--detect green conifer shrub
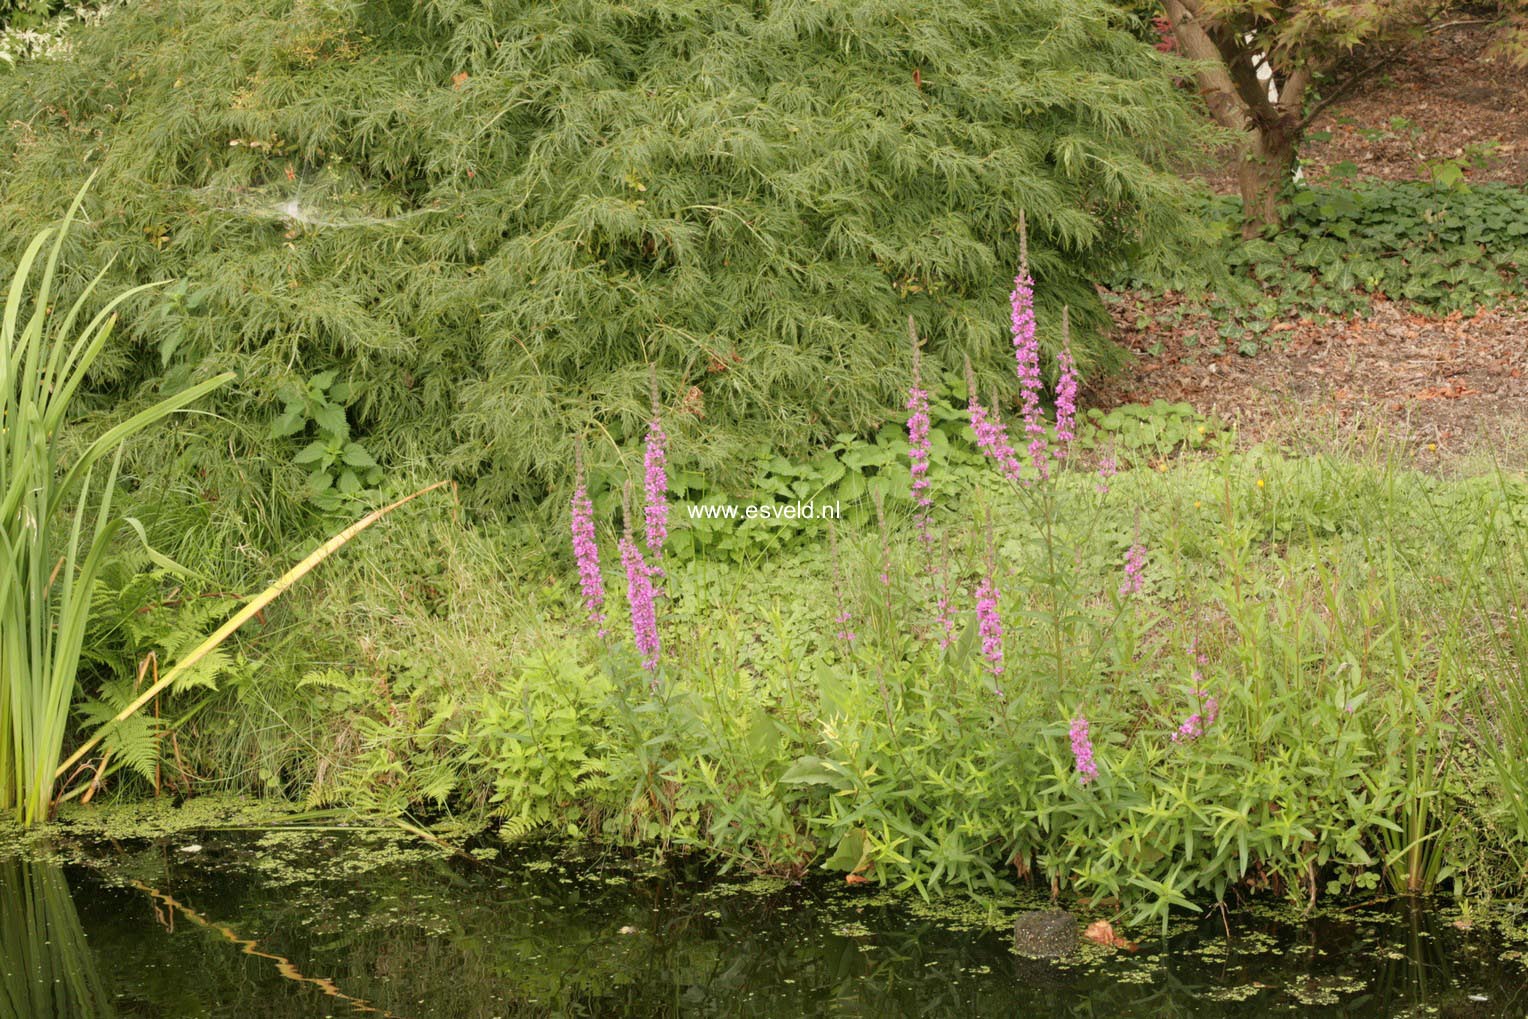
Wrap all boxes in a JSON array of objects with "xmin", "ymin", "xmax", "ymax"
[{"xmin": 0, "ymin": 0, "xmax": 1207, "ymax": 509}]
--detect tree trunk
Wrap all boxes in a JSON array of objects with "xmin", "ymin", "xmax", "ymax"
[
  {"xmin": 1236, "ymin": 122, "xmax": 1297, "ymax": 238},
  {"xmin": 1163, "ymin": 1, "xmax": 1313, "ymax": 236}
]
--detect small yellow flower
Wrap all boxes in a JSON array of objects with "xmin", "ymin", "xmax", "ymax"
[
  {"xmin": 1426, "ymin": 442, "xmax": 1437, "ymax": 451},
  {"xmin": 1194, "ymin": 500, "xmax": 1202, "ymax": 509},
  {"xmin": 1256, "ymin": 478, "xmax": 1265, "ymax": 489}
]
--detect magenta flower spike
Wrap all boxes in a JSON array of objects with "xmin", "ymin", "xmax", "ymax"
[
  {"xmin": 1096, "ymin": 454, "xmax": 1118, "ymax": 495},
  {"xmin": 1119, "ymin": 543, "xmax": 1146, "ymax": 598},
  {"xmin": 620, "ymin": 534, "xmax": 661, "ymax": 675},
  {"xmin": 1173, "ymin": 638, "xmax": 1219, "ymax": 742},
  {"xmin": 907, "ymin": 334, "xmax": 933, "ymax": 556},
  {"xmin": 570, "ymin": 460, "xmax": 607, "ymax": 637},
  {"xmin": 965, "ymin": 358, "xmax": 1025, "ymax": 484},
  {"xmin": 1172, "ymin": 697, "xmax": 1220, "ymax": 743},
  {"xmin": 907, "ymin": 318, "xmax": 957, "ymax": 649},
  {"xmin": 974, "ymin": 576, "xmax": 1004, "ymax": 687},
  {"xmin": 643, "ymin": 390, "xmax": 669, "ymax": 563},
  {"xmin": 1070, "ymin": 715, "xmax": 1098, "ymax": 784},
  {"xmin": 1053, "ymin": 306, "xmax": 1078, "ymax": 455},
  {"xmin": 934, "ymin": 592, "xmax": 956, "ymax": 650},
  {"xmin": 1010, "ymin": 222, "xmax": 1048, "ymax": 479}
]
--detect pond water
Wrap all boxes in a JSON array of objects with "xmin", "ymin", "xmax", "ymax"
[{"xmin": 3, "ymin": 828, "xmax": 1526, "ymax": 1018}]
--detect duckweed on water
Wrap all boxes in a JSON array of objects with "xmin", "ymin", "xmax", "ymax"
[{"xmin": 4, "ymin": 824, "xmax": 1528, "ymax": 1016}]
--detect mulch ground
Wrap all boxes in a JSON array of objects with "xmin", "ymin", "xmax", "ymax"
[
  {"xmin": 1300, "ymin": 21, "xmax": 1528, "ymax": 187},
  {"xmin": 1089, "ymin": 294, "xmax": 1528, "ymax": 464},
  {"xmin": 1102, "ymin": 23, "xmax": 1528, "ymax": 466}
]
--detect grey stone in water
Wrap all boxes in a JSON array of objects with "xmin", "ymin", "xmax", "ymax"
[{"xmin": 1012, "ymin": 909, "xmax": 1078, "ymax": 959}]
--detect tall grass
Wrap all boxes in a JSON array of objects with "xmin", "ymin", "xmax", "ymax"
[
  {"xmin": 1458, "ymin": 466, "xmax": 1528, "ymax": 884},
  {"xmin": 0, "ymin": 181, "xmax": 232, "ymax": 824}
]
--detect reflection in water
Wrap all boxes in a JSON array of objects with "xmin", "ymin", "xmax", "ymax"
[
  {"xmin": 127, "ymin": 879, "xmax": 403, "ymax": 1018},
  {"xmin": 2, "ymin": 833, "xmax": 1526, "ymax": 1018},
  {"xmin": 0, "ymin": 858, "xmax": 114, "ymax": 1019}
]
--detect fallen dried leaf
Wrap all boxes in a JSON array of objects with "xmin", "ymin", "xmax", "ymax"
[
  {"xmin": 1083, "ymin": 919, "xmax": 1138, "ymax": 952},
  {"xmin": 1414, "ymin": 384, "xmax": 1481, "ymax": 400}
]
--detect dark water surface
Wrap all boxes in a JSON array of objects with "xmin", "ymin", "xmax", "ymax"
[{"xmin": 3, "ymin": 829, "xmax": 1526, "ymax": 1018}]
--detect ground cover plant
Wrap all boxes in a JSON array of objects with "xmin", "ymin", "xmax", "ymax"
[{"xmin": 1112, "ymin": 178, "xmax": 1528, "ymax": 355}]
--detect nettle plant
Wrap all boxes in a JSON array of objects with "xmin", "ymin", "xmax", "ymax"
[{"xmin": 269, "ymin": 370, "xmax": 384, "ymax": 513}]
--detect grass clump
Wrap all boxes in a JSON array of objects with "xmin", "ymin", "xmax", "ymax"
[{"xmin": 0, "ymin": 192, "xmax": 230, "ymax": 826}]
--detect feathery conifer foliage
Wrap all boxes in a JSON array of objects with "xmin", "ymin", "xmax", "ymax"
[{"xmin": 0, "ymin": 0, "xmax": 1207, "ymax": 507}]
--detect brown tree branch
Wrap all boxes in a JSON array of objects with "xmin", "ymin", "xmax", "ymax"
[
  {"xmin": 1277, "ymin": 64, "xmax": 1313, "ymax": 118},
  {"xmin": 1165, "ymin": 0, "xmax": 1253, "ymax": 132},
  {"xmin": 1293, "ymin": 46, "xmax": 1408, "ymax": 134}
]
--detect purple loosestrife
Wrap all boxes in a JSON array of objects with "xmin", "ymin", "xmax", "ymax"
[
  {"xmin": 643, "ymin": 393, "xmax": 669, "ymax": 563},
  {"xmin": 1172, "ymin": 695, "xmax": 1220, "ymax": 743},
  {"xmin": 1096, "ymin": 454, "xmax": 1118, "ymax": 495},
  {"xmin": 828, "ymin": 522, "xmax": 857, "ymax": 648},
  {"xmin": 1069, "ymin": 715, "xmax": 1098, "ymax": 785},
  {"xmin": 1173, "ymin": 639, "xmax": 1219, "ymax": 742},
  {"xmin": 1119, "ymin": 542, "xmax": 1146, "ymax": 598},
  {"xmin": 907, "ymin": 366, "xmax": 933, "ymax": 553},
  {"xmin": 1010, "ymin": 242, "xmax": 1048, "ymax": 480},
  {"xmin": 620, "ymin": 534, "xmax": 661, "ymax": 675},
  {"xmin": 1053, "ymin": 306, "xmax": 1078, "ymax": 455},
  {"xmin": 965, "ymin": 359, "xmax": 1024, "ymax": 483},
  {"xmin": 569, "ymin": 460, "xmax": 607, "ymax": 637},
  {"xmin": 934, "ymin": 592, "xmax": 956, "ymax": 650},
  {"xmin": 908, "ymin": 319, "xmax": 956, "ymax": 649},
  {"xmin": 974, "ymin": 577, "xmax": 1005, "ymax": 691}
]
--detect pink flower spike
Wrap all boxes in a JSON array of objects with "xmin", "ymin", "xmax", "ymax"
[
  {"xmin": 1010, "ymin": 249, "xmax": 1048, "ymax": 478},
  {"xmin": 975, "ymin": 576, "xmax": 1004, "ymax": 679},
  {"xmin": 968, "ymin": 399, "xmax": 1026, "ymax": 484},
  {"xmin": 1119, "ymin": 543, "xmax": 1146, "ymax": 598},
  {"xmin": 907, "ymin": 382, "xmax": 932, "ymax": 535},
  {"xmin": 620, "ymin": 535, "xmax": 661, "ymax": 675},
  {"xmin": 1053, "ymin": 306, "xmax": 1078, "ymax": 456},
  {"xmin": 934, "ymin": 593, "xmax": 956, "ymax": 651},
  {"xmin": 642, "ymin": 411, "xmax": 668, "ymax": 562},
  {"xmin": 1172, "ymin": 689, "xmax": 1220, "ymax": 743},
  {"xmin": 1070, "ymin": 715, "xmax": 1098, "ymax": 785},
  {"xmin": 965, "ymin": 359, "xmax": 1025, "ymax": 483},
  {"xmin": 1096, "ymin": 455, "xmax": 1117, "ymax": 494},
  {"xmin": 570, "ymin": 477, "xmax": 607, "ymax": 637}
]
